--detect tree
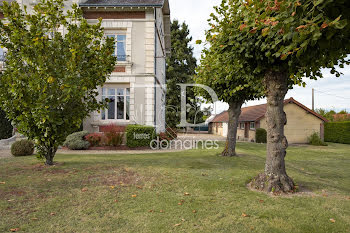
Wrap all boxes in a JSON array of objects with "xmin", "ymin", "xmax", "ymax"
[
  {"xmin": 316, "ymin": 108, "xmax": 336, "ymax": 121},
  {"xmin": 208, "ymin": 0, "xmax": 350, "ymax": 192},
  {"xmin": 165, "ymin": 20, "xmax": 199, "ymax": 128},
  {"xmin": 196, "ymin": 34, "xmax": 264, "ymax": 157},
  {"xmin": 0, "ymin": 0, "xmax": 116, "ymax": 165}
]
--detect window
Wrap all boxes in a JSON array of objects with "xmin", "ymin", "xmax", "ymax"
[
  {"xmin": 240, "ymin": 123, "xmax": 245, "ymax": 129},
  {"xmin": 250, "ymin": 122, "xmax": 255, "ymax": 130},
  {"xmin": 107, "ymin": 34, "xmax": 127, "ymax": 61},
  {"xmin": 101, "ymin": 87, "xmax": 130, "ymax": 121}
]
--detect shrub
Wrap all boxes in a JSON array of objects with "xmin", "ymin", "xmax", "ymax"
[
  {"xmin": 0, "ymin": 109, "xmax": 13, "ymax": 140},
  {"xmin": 64, "ymin": 131, "xmax": 90, "ymax": 150},
  {"xmin": 11, "ymin": 140, "xmax": 34, "ymax": 156},
  {"xmin": 103, "ymin": 124, "xmax": 124, "ymax": 147},
  {"xmin": 158, "ymin": 132, "xmax": 171, "ymax": 141},
  {"xmin": 255, "ymin": 128, "xmax": 267, "ymax": 143},
  {"xmin": 166, "ymin": 128, "xmax": 177, "ymax": 140},
  {"xmin": 325, "ymin": 121, "xmax": 350, "ymax": 144},
  {"xmin": 126, "ymin": 125, "xmax": 156, "ymax": 148},
  {"xmin": 85, "ymin": 133, "xmax": 103, "ymax": 147},
  {"xmin": 308, "ymin": 132, "xmax": 328, "ymax": 146}
]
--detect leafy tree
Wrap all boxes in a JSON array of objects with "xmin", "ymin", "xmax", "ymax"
[
  {"xmin": 338, "ymin": 110, "xmax": 348, "ymax": 114},
  {"xmin": 196, "ymin": 36, "xmax": 264, "ymax": 157},
  {"xmin": 208, "ymin": 0, "xmax": 350, "ymax": 192},
  {"xmin": 0, "ymin": 0, "xmax": 116, "ymax": 165},
  {"xmin": 165, "ymin": 20, "xmax": 199, "ymax": 128},
  {"xmin": 316, "ymin": 108, "xmax": 336, "ymax": 121}
]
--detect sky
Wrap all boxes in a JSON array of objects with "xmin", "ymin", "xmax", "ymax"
[{"xmin": 168, "ymin": 0, "xmax": 350, "ymax": 114}]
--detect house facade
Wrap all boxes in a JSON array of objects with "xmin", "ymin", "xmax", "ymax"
[
  {"xmin": 209, "ymin": 98, "xmax": 328, "ymax": 144},
  {"xmin": 0, "ymin": 0, "xmax": 170, "ymax": 133}
]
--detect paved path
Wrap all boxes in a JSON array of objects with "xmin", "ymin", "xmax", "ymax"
[
  {"xmin": 0, "ymin": 148, "xmax": 186, "ymax": 159},
  {"xmin": 178, "ymin": 133, "xmax": 226, "ymax": 141},
  {"xmin": 0, "ymin": 133, "xmax": 225, "ymax": 159},
  {"xmin": 0, "ymin": 150, "xmax": 11, "ymax": 159}
]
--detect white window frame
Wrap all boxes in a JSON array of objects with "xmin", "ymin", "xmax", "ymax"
[
  {"xmin": 101, "ymin": 86, "xmax": 130, "ymax": 121},
  {"xmin": 240, "ymin": 123, "xmax": 245, "ymax": 129},
  {"xmin": 105, "ymin": 31, "xmax": 127, "ymax": 62},
  {"xmin": 250, "ymin": 122, "xmax": 255, "ymax": 130}
]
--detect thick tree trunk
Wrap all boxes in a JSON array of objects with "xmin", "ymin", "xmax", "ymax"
[
  {"xmin": 222, "ymin": 101, "xmax": 243, "ymax": 157},
  {"xmin": 249, "ymin": 70, "xmax": 295, "ymax": 193}
]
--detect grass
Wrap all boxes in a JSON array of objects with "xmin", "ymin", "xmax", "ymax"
[{"xmin": 0, "ymin": 142, "xmax": 350, "ymax": 232}]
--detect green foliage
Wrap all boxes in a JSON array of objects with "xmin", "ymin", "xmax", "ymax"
[
  {"xmin": 207, "ymin": 0, "xmax": 350, "ymax": 84},
  {"xmin": 166, "ymin": 20, "xmax": 203, "ymax": 128},
  {"xmin": 63, "ymin": 131, "xmax": 90, "ymax": 150},
  {"xmin": 325, "ymin": 121, "xmax": 350, "ymax": 144},
  {"xmin": 255, "ymin": 128, "xmax": 267, "ymax": 143},
  {"xmin": 11, "ymin": 139, "xmax": 34, "ymax": 156},
  {"xmin": 101, "ymin": 124, "xmax": 125, "ymax": 147},
  {"xmin": 0, "ymin": 109, "xmax": 12, "ymax": 139},
  {"xmin": 316, "ymin": 108, "xmax": 350, "ymax": 122},
  {"xmin": 85, "ymin": 133, "xmax": 102, "ymax": 147},
  {"xmin": 196, "ymin": 31, "xmax": 264, "ymax": 106},
  {"xmin": 308, "ymin": 132, "xmax": 328, "ymax": 146},
  {"xmin": 315, "ymin": 108, "xmax": 336, "ymax": 121},
  {"xmin": 0, "ymin": 0, "xmax": 116, "ymax": 162},
  {"xmin": 126, "ymin": 125, "xmax": 155, "ymax": 148}
]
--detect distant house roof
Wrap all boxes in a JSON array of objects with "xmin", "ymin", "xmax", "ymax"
[
  {"xmin": 80, "ymin": 0, "xmax": 165, "ymax": 7},
  {"xmin": 333, "ymin": 113, "xmax": 350, "ymax": 121},
  {"xmin": 211, "ymin": 98, "xmax": 328, "ymax": 123}
]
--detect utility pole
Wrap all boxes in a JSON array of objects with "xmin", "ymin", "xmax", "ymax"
[{"xmin": 312, "ymin": 88, "xmax": 315, "ymax": 111}]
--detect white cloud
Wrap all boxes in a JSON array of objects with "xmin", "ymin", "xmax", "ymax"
[{"xmin": 169, "ymin": 0, "xmax": 350, "ymax": 113}]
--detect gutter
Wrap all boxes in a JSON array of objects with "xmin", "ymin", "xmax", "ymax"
[
  {"xmin": 154, "ymin": 8, "xmax": 157, "ymax": 132},
  {"xmin": 79, "ymin": 4, "xmax": 163, "ymax": 7}
]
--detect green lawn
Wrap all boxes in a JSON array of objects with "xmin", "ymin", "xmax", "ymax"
[{"xmin": 0, "ymin": 143, "xmax": 350, "ymax": 233}]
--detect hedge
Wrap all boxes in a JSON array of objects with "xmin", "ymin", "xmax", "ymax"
[
  {"xmin": 255, "ymin": 128, "xmax": 267, "ymax": 143},
  {"xmin": 0, "ymin": 109, "xmax": 13, "ymax": 140},
  {"xmin": 324, "ymin": 121, "xmax": 350, "ymax": 144},
  {"xmin": 126, "ymin": 125, "xmax": 156, "ymax": 148}
]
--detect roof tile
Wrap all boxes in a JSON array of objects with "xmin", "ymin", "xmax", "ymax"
[{"xmin": 211, "ymin": 98, "xmax": 328, "ymax": 123}]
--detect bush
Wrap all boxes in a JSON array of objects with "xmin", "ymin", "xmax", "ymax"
[
  {"xmin": 166, "ymin": 128, "xmax": 177, "ymax": 140},
  {"xmin": 256, "ymin": 128, "xmax": 267, "ymax": 143},
  {"xmin": 104, "ymin": 124, "xmax": 124, "ymax": 147},
  {"xmin": 11, "ymin": 140, "xmax": 34, "ymax": 156},
  {"xmin": 126, "ymin": 125, "xmax": 156, "ymax": 148},
  {"xmin": 64, "ymin": 131, "xmax": 90, "ymax": 150},
  {"xmin": 85, "ymin": 133, "xmax": 103, "ymax": 147},
  {"xmin": 308, "ymin": 132, "xmax": 328, "ymax": 146},
  {"xmin": 0, "ymin": 109, "xmax": 13, "ymax": 140},
  {"xmin": 325, "ymin": 121, "xmax": 350, "ymax": 144}
]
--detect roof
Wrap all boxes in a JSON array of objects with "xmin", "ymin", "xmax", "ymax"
[
  {"xmin": 79, "ymin": 0, "xmax": 165, "ymax": 7},
  {"xmin": 211, "ymin": 98, "xmax": 328, "ymax": 123}
]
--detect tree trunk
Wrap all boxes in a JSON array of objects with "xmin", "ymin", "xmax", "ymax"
[
  {"xmin": 249, "ymin": 70, "xmax": 295, "ymax": 193},
  {"xmin": 38, "ymin": 146, "xmax": 57, "ymax": 166},
  {"xmin": 222, "ymin": 101, "xmax": 243, "ymax": 157}
]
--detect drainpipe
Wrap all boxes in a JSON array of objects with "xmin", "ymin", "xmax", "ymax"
[{"xmin": 154, "ymin": 8, "xmax": 157, "ymax": 132}]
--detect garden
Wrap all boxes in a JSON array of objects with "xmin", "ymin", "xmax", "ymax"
[{"xmin": 1, "ymin": 142, "xmax": 349, "ymax": 232}]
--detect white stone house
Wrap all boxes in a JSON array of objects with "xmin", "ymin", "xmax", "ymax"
[{"xmin": 0, "ymin": 0, "xmax": 170, "ymax": 133}]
